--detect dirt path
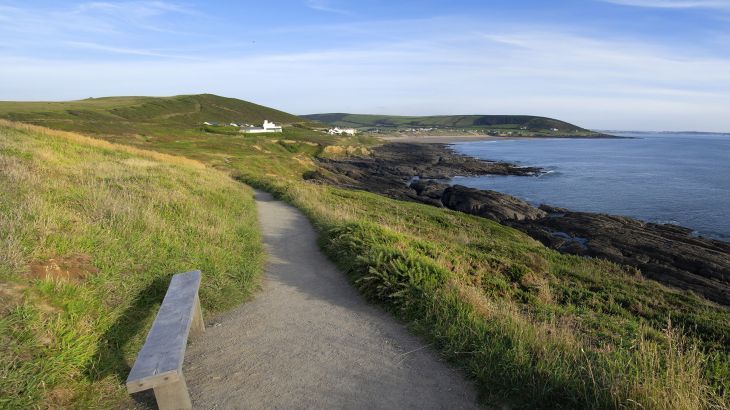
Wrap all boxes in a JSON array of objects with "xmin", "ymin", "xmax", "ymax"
[{"xmin": 185, "ymin": 190, "xmax": 481, "ymax": 409}]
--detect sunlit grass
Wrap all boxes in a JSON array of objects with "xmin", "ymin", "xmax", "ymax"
[
  {"xmin": 243, "ymin": 179, "xmax": 729, "ymax": 409},
  {"xmin": 0, "ymin": 122, "xmax": 262, "ymax": 408}
]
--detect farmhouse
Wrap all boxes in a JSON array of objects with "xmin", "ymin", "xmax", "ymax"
[{"xmin": 241, "ymin": 120, "xmax": 283, "ymax": 133}]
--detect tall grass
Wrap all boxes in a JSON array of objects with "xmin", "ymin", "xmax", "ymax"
[
  {"xmin": 0, "ymin": 119, "xmax": 204, "ymax": 169},
  {"xmin": 0, "ymin": 122, "xmax": 263, "ymax": 408}
]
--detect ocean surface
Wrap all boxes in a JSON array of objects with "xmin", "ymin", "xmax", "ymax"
[{"xmin": 449, "ymin": 133, "xmax": 730, "ymax": 241}]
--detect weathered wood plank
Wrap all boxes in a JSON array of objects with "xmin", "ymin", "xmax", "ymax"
[
  {"xmin": 153, "ymin": 374, "xmax": 193, "ymax": 410},
  {"xmin": 126, "ymin": 270, "xmax": 202, "ymax": 393},
  {"xmin": 190, "ymin": 293, "xmax": 205, "ymax": 337}
]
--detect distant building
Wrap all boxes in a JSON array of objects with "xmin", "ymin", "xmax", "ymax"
[
  {"xmin": 327, "ymin": 127, "xmax": 357, "ymax": 136},
  {"xmin": 241, "ymin": 120, "xmax": 283, "ymax": 133}
]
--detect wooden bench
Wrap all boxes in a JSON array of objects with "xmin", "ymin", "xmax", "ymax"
[{"xmin": 126, "ymin": 270, "xmax": 204, "ymax": 410}]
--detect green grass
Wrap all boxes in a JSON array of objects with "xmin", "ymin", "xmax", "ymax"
[
  {"xmin": 246, "ymin": 181, "xmax": 729, "ymax": 409},
  {"xmin": 0, "ymin": 121, "xmax": 263, "ymax": 408},
  {"xmin": 2, "ymin": 97, "xmax": 729, "ymax": 409},
  {"xmin": 118, "ymin": 101, "xmax": 726, "ymax": 406}
]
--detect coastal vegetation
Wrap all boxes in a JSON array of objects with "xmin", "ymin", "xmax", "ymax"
[
  {"xmin": 1, "ymin": 95, "xmax": 727, "ymax": 408},
  {"xmin": 259, "ymin": 182, "xmax": 728, "ymax": 409},
  {"xmin": 0, "ymin": 120, "xmax": 262, "ymax": 408}
]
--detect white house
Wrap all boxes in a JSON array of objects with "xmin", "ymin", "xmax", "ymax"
[
  {"xmin": 327, "ymin": 127, "xmax": 357, "ymax": 136},
  {"xmin": 241, "ymin": 120, "xmax": 283, "ymax": 134}
]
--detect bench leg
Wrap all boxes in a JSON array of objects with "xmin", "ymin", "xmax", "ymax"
[
  {"xmin": 190, "ymin": 293, "xmax": 205, "ymax": 337},
  {"xmin": 153, "ymin": 375, "xmax": 192, "ymax": 410}
]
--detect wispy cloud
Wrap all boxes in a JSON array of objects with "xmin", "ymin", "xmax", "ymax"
[
  {"xmin": 600, "ymin": 0, "xmax": 730, "ymax": 9},
  {"xmin": 304, "ymin": 0, "xmax": 352, "ymax": 15},
  {"xmin": 64, "ymin": 41, "xmax": 201, "ymax": 59},
  {"xmin": 3, "ymin": 18, "xmax": 729, "ymax": 130},
  {"xmin": 0, "ymin": 1, "xmax": 199, "ymax": 36},
  {"xmin": 0, "ymin": 1, "xmax": 208, "ymax": 59},
  {"xmin": 1, "ymin": 3, "xmax": 729, "ymax": 131}
]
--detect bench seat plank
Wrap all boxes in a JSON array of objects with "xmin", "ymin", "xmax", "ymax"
[{"xmin": 126, "ymin": 270, "xmax": 202, "ymax": 393}]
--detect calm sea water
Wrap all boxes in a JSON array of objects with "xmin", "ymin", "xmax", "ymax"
[{"xmin": 449, "ymin": 133, "xmax": 730, "ymax": 241}]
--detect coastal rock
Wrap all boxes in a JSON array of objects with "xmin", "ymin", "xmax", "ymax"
[
  {"xmin": 317, "ymin": 142, "xmax": 541, "ymax": 182},
  {"xmin": 442, "ymin": 185, "xmax": 547, "ymax": 222},
  {"xmin": 410, "ymin": 180, "xmax": 448, "ymax": 199},
  {"xmin": 514, "ymin": 211, "xmax": 730, "ymax": 305}
]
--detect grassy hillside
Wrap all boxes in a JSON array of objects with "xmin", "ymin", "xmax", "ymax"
[
  {"xmin": 0, "ymin": 94, "xmax": 322, "ymax": 137},
  {"xmin": 0, "ymin": 121, "xmax": 263, "ymax": 408},
  {"xmin": 108, "ymin": 116, "xmax": 729, "ymax": 407},
  {"xmin": 3, "ymin": 98, "xmax": 728, "ymax": 408},
  {"xmin": 303, "ymin": 113, "xmax": 601, "ymax": 135}
]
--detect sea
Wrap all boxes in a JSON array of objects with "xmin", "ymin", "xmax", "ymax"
[{"xmin": 449, "ymin": 132, "xmax": 730, "ymax": 242}]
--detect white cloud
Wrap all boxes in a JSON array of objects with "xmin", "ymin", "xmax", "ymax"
[
  {"xmin": 304, "ymin": 0, "xmax": 351, "ymax": 15},
  {"xmin": 3, "ymin": 24, "xmax": 730, "ymax": 132},
  {"xmin": 0, "ymin": 1, "xmax": 197, "ymax": 37},
  {"xmin": 0, "ymin": 8, "xmax": 728, "ymax": 131},
  {"xmin": 600, "ymin": 0, "xmax": 730, "ymax": 9},
  {"xmin": 63, "ymin": 41, "xmax": 201, "ymax": 59}
]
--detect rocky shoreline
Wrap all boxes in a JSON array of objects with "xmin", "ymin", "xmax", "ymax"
[{"xmin": 309, "ymin": 142, "xmax": 730, "ymax": 306}]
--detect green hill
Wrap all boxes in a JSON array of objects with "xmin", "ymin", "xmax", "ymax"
[
  {"xmin": 303, "ymin": 113, "xmax": 602, "ymax": 136},
  {"xmin": 0, "ymin": 94, "xmax": 321, "ymax": 136}
]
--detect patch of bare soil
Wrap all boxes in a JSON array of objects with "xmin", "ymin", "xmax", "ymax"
[
  {"xmin": 29, "ymin": 254, "xmax": 98, "ymax": 282},
  {"xmin": 0, "ymin": 282, "xmax": 27, "ymax": 314}
]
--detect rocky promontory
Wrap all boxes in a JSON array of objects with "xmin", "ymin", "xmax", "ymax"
[{"xmin": 311, "ymin": 142, "xmax": 730, "ymax": 306}]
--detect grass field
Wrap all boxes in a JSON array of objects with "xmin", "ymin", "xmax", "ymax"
[
  {"xmin": 0, "ymin": 121, "xmax": 263, "ymax": 408},
  {"xmin": 2, "ymin": 95, "xmax": 728, "ymax": 409}
]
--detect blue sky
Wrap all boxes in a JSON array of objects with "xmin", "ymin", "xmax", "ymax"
[{"xmin": 1, "ymin": 1, "xmax": 730, "ymax": 131}]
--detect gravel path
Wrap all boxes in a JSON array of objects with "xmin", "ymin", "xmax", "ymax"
[{"xmin": 185, "ymin": 190, "xmax": 481, "ymax": 409}]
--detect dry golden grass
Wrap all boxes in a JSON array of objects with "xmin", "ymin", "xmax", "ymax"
[
  {"xmin": 0, "ymin": 121, "xmax": 262, "ymax": 408},
  {"xmin": 0, "ymin": 119, "xmax": 205, "ymax": 169}
]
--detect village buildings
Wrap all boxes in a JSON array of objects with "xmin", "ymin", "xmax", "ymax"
[
  {"xmin": 240, "ymin": 120, "xmax": 283, "ymax": 133},
  {"xmin": 203, "ymin": 120, "xmax": 283, "ymax": 133},
  {"xmin": 327, "ymin": 127, "xmax": 357, "ymax": 136}
]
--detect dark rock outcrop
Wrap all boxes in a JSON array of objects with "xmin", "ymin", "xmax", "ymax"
[
  {"xmin": 441, "ymin": 185, "xmax": 547, "ymax": 223},
  {"xmin": 318, "ymin": 142, "xmax": 539, "ymax": 181},
  {"xmin": 513, "ymin": 207, "xmax": 730, "ymax": 305}
]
